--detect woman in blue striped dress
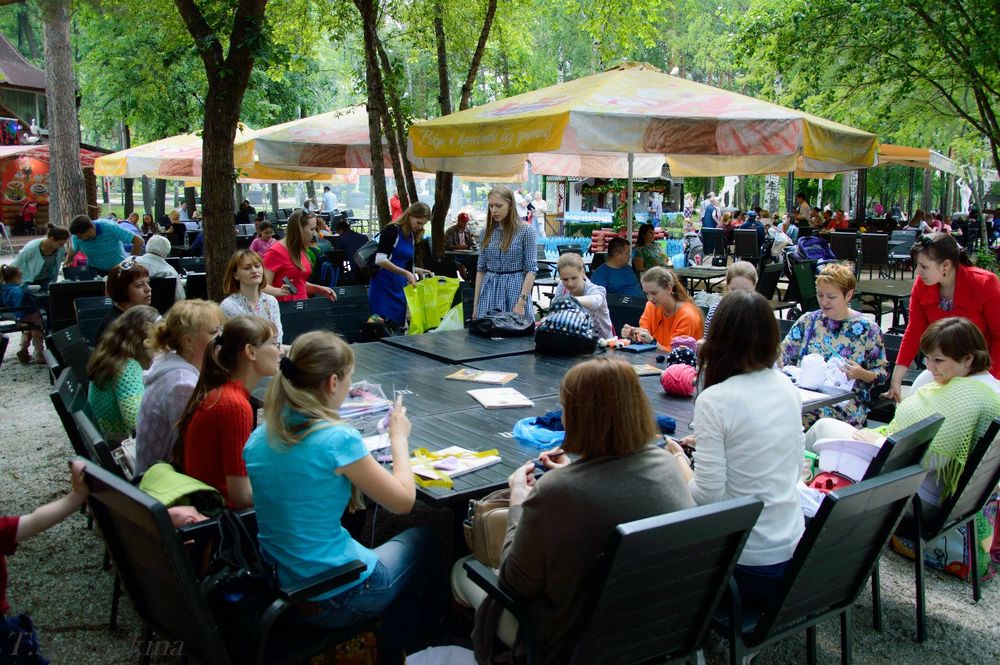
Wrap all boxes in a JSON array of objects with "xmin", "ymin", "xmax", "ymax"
[{"xmin": 473, "ymin": 185, "xmax": 538, "ymax": 318}]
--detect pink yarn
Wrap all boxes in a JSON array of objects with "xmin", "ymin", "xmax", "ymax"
[
  {"xmin": 671, "ymin": 336, "xmax": 697, "ymax": 352},
  {"xmin": 660, "ymin": 364, "xmax": 697, "ymax": 397}
]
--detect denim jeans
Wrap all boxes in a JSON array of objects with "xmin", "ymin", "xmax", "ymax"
[
  {"xmin": 734, "ymin": 560, "xmax": 791, "ymax": 616},
  {"xmin": 294, "ymin": 527, "xmax": 441, "ymax": 664}
]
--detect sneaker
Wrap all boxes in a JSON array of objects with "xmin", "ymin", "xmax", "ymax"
[{"xmin": 16, "ymin": 349, "xmax": 29, "ymax": 364}]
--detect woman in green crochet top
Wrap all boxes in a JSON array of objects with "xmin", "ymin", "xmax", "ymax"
[
  {"xmin": 86, "ymin": 305, "xmax": 159, "ymax": 442},
  {"xmin": 806, "ymin": 317, "xmax": 1000, "ymax": 512}
]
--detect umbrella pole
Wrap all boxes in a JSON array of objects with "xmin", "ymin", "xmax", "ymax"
[{"xmin": 627, "ymin": 151, "xmax": 634, "ymax": 243}]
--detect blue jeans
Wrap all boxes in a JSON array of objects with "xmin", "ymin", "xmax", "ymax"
[
  {"xmin": 734, "ymin": 560, "xmax": 790, "ymax": 615},
  {"xmin": 294, "ymin": 527, "xmax": 441, "ymax": 664}
]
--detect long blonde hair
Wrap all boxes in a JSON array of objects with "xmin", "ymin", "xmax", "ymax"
[
  {"xmin": 484, "ymin": 185, "xmax": 519, "ymax": 252},
  {"xmin": 149, "ymin": 299, "xmax": 223, "ymax": 354},
  {"xmin": 263, "ymin": 330, "xmax": 354, "ymax": 447}
]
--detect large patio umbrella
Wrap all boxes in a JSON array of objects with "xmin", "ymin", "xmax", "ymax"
[
  {"xmin": 93, "ymin": 127, "xmax": 345, "ymax": 183},
  {"xmin": 408, "ymin": 63, "xmax": 878, "ymax": 235}
]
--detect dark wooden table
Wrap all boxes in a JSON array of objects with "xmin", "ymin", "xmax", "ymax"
[
  {"xmin": 674, "ymin": 266, "xmax": 727, "ymax": 292},
  {"xmin": 380, "ymin": 329, "xmax": 538, "ymax": 364},
  {"xmin": 857, "ymin": 279, "xmax": 912, "ymax": 330}
]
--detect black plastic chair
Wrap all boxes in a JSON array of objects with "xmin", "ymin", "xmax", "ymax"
[
  {"xmin": 50, "ymin": 367, "xmax": 89, "ymax": 458},
  {"xmin": 74, "ymin": 296, "xmax": 113, "ymax": 348},
  {"xmin": 830, "ymin": 232, "xmax": 859, "ymax": 263},
  {"xmin": 872, "ymin": 418, "xmax": 1000, "ymax": 642},
  {"xmin": 165, "ymin": 257, "xmax": 183, "ymax": 273},
  {"xmin": 278, "ymin": 297, "xmax": 338, "ymax": 344},
  {"xmin": 754, "ymin": 262, "xmax": 784, "ymax": 301},
  {"xmin": 62, "ymin": 266, "xmax": 96, "ymax": 281},
  {"xmin": 466, "ymin": 496, "xmax": 764, "ymax": 665},
  {"xmin": 715, "ymin": 466, "xmax": 926, "ymax": 665},
  {"xmin": 734, "ymin": 228, "xmax": 761, "ymax": 266},
  {"xmin": 589, "ymin": 252, "xmax": 606, "ymax": 273},
  {"xmin": 149, "ymin": 277, "xmax": 178, "ymax": 314},
  {"xmin": 82, "ymin": 461, "xmax": 371, "ymax": 665},
  {"xmin": 185, "ymin": 272, "xmax": 208, "ymax": 300},
  {"xmin": 860, "ymin": 233, "xmax": 890, "ymax": 279},
  {"xmin": 330, "ymin": 286, "xmax": 371, "ymax": 343},
  {"xmin": 557, "ymin": 244, "xmax": 583, "ymax": 256},
  {"xmin": 179, "ymin": 257, "xmax": 206, "ymax": 274},
  {"xmin": 606, "ymin": 293, "xmax": 646, "ymax": 338},
  {"xmin": 701, "ymin": 228, "xmax": 726, "ymax": 259}
]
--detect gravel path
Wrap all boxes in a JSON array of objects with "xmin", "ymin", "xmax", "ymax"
[{"xmin": 2, "ymin": 337, "xmax": 998, "ymax": 664}]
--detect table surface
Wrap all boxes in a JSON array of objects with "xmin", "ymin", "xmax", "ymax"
[
  {"xmin": 379, "ymin": 329, "xmax": 538, "ymax": 364},
  {"xmin": 857, "ymin": 279, "xmax": 913, "ymax": 298},
  {"xmin": 674, "ymin": 266, "xmax": 727, "ymax": 278}
]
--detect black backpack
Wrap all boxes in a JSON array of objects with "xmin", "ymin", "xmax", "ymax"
[{"xmin": 535, "ymin": 296, "xmax": 598, "ymax": 356}]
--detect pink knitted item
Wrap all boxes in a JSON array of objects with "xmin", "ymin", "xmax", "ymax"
[
  {"xmin": 660, "ymin": 364, "xmax": 697, "ymax": 397},
  {"xmin": 671, "ymin": 336, "xmax": 697, "ymax": 352}
]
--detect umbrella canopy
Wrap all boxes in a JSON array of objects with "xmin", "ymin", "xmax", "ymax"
[
  {"xmin": 93, "ymin": 127, "xmax": 345, "ymax": 182},
  {"xmin": 408, "ymin": 63, "xmax": 878, "ymax": 178},
  {"xmin": 0, "ymin": 144, "xmax": 105, "ymax": 169}
]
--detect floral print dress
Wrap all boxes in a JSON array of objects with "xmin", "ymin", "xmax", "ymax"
[{"xmin": 780, "ymin": 310, "xmax": 889, "ymax": 427}]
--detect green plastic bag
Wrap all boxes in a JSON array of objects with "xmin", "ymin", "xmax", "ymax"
[{"xmin": 405, "ymin": 276, "xmax": 461, "ymax": 334}]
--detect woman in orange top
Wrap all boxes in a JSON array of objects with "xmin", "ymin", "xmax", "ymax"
[{"xmin": 622, "ymin": 266, "xmax": 703, "ymax": 350}]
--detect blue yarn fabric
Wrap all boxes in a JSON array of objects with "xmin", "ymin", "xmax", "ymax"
[{"xmin": 656, "ymin": 415, "xmax": 677, "ymax": 434}]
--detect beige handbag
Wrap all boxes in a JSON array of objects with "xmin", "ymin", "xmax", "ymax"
[{"xmin": 463, "ymin": 489, "xmax": 510, "ymax": 569}]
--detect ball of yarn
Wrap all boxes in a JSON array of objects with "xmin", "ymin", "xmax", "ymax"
[
  {"xmin": 671, "ymin": 336, "xmax": 698, "ymax": 352},
  {"xmin": 661, "ymin": 363, "xmax": 697, "ymax": 397}
]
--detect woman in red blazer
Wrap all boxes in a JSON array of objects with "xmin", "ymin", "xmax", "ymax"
[{"xmin": 886, "ymin": 233, "xmax": 1000, "ymax": 400}]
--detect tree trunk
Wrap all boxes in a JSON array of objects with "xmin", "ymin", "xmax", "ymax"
[
  {"xmin": 120, "ymin": 121, "xmax": 134, "ymax": 215},
  {"xmin": 376, "ymin": 39, "xmax": 419, "ymax": 206},
  {"xmin": 922, "ymin": 168, "xmax": 933, "ymax": 211},
  {"xmin": 429, "ymin": 0, "xmax": 497, "ymax": 254},
  {"xmin": 174, "ymin": 0, "xmax": 267, "ymax": 300},
  {"xmin": 305, "ymin": 180, "xmax": 315, "ymax": 206},
  {"xmin": 141, "ymin": 176, "xmax": 152, "ymax": 214},
  {"xmin": 234, "ymin": 182, "xmax": 243, "ymax": 210},
  {"xmin": 19, "ymin": 8, "xmax": 40, "ymax": 60},
  {"xmin": 354, "ymin": 0, "xmax": 391, "ymax": 228},
  {"xmin": 185, "ymin": 186, "xmax": 198, "ymax": 218},
  {"xmin": 270, "ymin": 183, "xmax": 279, "ymax": 215},
  {"xmin": 154, "ymin": 178, "xmax": 166, "ymax": 221},
  {"xmin": 39, "ymin": 0, "xmax": 87, "ymax": 227}
]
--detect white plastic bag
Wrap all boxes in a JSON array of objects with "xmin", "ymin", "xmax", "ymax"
[
  {"xmin": 432, "ymin": 304, "xmax": 465, "ymax": 332},
  {"xmin": 406, "ymin": 645, "xmax": 476, "ymax": 665}
]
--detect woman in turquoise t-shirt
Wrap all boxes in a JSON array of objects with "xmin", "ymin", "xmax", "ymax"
[{"xmin": 243, "ymin": 330, "xmax": 440, "ymax": 664}]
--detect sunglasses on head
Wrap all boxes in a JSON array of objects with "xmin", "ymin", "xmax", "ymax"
[{"xmin": 118, "ymin": 260, "xmax": 135, "ymax": 271}]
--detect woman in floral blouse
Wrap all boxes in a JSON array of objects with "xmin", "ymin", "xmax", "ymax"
[
  {"xmin": 632, "ymin": 223, "xmax": 670, "ymax": 274},
  {"xmin": 780, "ymin": 263, "xmax": 889, "ymax": 427}
]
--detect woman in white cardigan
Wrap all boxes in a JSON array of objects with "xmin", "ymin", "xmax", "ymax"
[
  {"xmin": 10, "ymin": 225, "xmax": 69, "ymax": 286},
  {"xmin": 668, "ymin": 289, "xmax": 805, "ymax": 612}
]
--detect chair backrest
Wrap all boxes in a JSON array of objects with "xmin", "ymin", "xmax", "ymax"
[
  {"xmin": 558, "ymin": 244, "xmax": 583, "ymax": 256},
  {"xmin": 571, "ymin": 497, "xmax": 763, "ymax": 664},
  {"xmin": 701, "ymin": 228, "xmax": 725, "ymax": 255},
  {"xmin": 74, "ymin": 296, "xmax": 113, "ymax": 347},
  {"xmin": 860, "ymin": 233, "xmax": 889, "ymax": 264},
  {"xmin": 778, "ymin": 318, "xmax": 794, "ymax": 337},
  {"xmin": 149, "ymin": 277, "xmax": 178, "ymax": 313},
  {"xmin": 72, "ymin": 410, "xmax": 125, "ymax": 478},
  {"xmin": 330, "ymin": 286, "xmax": 371, "ymax": 343},
  {"xmin": 829, "ymin": 232, "xmax": 858, "ymax": 261},
  {"xmin": 50, "ymin": 367, "xmax": 89, "ymax": 457},
  {"xmin": 590, "ymin": 252, "xmax": 607, "ymax": 272},
  {"xmin": 279, "ymin": 297, "xmax": 338, "ymax": 344},
  {"xmin": 62, "ymin": 266, "xmax": 96, "ymax": 281},
  {"xmin": 929, "ymin": 418, "xmax": 1000, "ymax": 536},
  {"xmin": 790, "ymin": 260, "xmax": 818, "ymax": 311},
  {"xmin": 48, "ymin": 280, "xmax": 106, "ymax": 332},
  {"xmin": 882, "ymin": 333, "xmax": 903, "ymax": 365},
  {"xmin": 755, "ymin": 262, "xmax": 783, "ymax": 300},
  {"xmin": 459, "ymin": 282, "xmax": 474, "ymax": 323},
  {"xmin": 753, "ymin": 467, "xmax": 925, "ymax": 640},
  {"xmin": 606, "ymin": 294, "xmax": 646, "ymax": 338},
  {"xmin": 185, "ymin": 272, "xmax": 208, "ymax": 300},
  {"xmin": 734, "ymin": 229, "xmax": 760, "ymax": 259},
  {"xmin": 83, "ymin": 462, "xmax": 233, "ymax": 664},
  {"xmin": 179, "ymin": 257, "xmax": 206, "ymax": 273},
  {"xmin": 863, "ymin": 414, "xmax": 942, "ymax": 480},
  {"xmin": 796, "ymin": 225, "xmax": 814, "ymax": 239},
  {"xmin": 536, "ymin": 245, "xmax": 547, "ymax": 261},
  {"xmin": 165, "ymin": 257, "xmax": 183, "ymax": 273},
  {"xmin": 45, "ymin": 324, "xmax": 83, "ymax": 366}
]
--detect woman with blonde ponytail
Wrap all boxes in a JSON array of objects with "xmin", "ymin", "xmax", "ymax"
[
  {"xmin": 244, "ymin": 330, "xmax": 440, "ymax": 664},
  {"xmin": 176, "ymin": 316, "xmax": 280, "ymax": 509}
]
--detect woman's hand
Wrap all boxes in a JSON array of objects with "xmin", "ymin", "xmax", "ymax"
[
  {"xmin": 513, "ymin": 300, "xmax": 526, "ymax": 315},
  {"xmin": 851, "ymin": 428, "xmax": 885, "ymax": 444},
  {"xmin": 70, "ymin": 460, "xmax": 89, "ymax": 500},
  {"xmin": 404, "ymin": 270, "xmax": 419, "ymax": 286},
  {"xmin": 843, "ymin": 359, "xmax": 873, "ymax": 383},
  {"xmin": 539, "ymin": 448, "xmax": 570, "ymax": 470},
  {"xmin": 414, "ymin": 267, "xmax": 433, "ymax": 278},
  {"xmin": 508, "ymin": 460, "xmax": 537, "ymax": 507},
  {"xmin": 388, "ymin": 395, "xmax": 411, "ymax": 442},
  {"xmin": 321, "ymin": 286, "xmax": 337, "ymax": 302},
  {"xmin": 884, "ymin": 365, "xmax": 907, "ymax": 402}
]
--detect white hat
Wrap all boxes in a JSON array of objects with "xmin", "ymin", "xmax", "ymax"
[{"xmin": 812, "ymin": 438, "xmax": 883, "ymax": 482}]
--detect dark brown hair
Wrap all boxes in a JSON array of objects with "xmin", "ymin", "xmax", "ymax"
[
  {"xmin": 636, "ymin": 223, "xmax": 655, "ymax": 247},
  {"xmin": 909, "ymin": 231, "xmax": 973, "ymax": 267},
  {"xmin": 105, "ymin": 261, "xmax": 149, "ymax": 303},
  {"xmin": 46, "ymin": 224, "xmax": 69, "ymax": 241},
  {"xmin": 698, "ymin": 290, "xmax": 779, "ymax": 390},
  {"xmin": 919, "ymin": 317, "xmax": 991, "ymax": 375},
  {"xmin": 560, "ymin": 358, "xmax": 657, "ymax": 458}
]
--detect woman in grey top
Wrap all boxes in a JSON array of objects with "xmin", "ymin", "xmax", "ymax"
[{"xmin": 456, "ymin": 358, "xmax": 695, "ymax": 664}]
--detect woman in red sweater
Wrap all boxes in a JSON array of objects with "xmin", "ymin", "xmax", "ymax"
[
  {"xmin": 885, "ymin": 233, "xmax": 1000, "ymax": 400},
  {"xmin": 176, "ymin": 315, "xmax": 281, "ymax": 508},
  {"xmin": 262, "ymin": 209, "xmax": 337, "ymax": 303}
]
